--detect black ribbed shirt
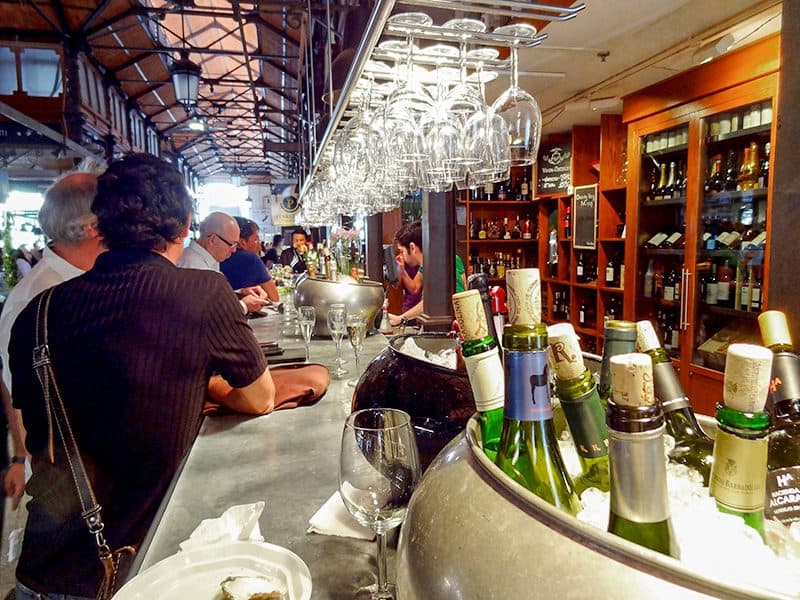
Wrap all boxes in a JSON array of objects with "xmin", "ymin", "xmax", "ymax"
[{"xmin": 9, "ymin": 249, "xmax": 267, "ymax": 596}]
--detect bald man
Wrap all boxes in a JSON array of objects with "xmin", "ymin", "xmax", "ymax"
[
  {"xmin": 178, "ymin": 212, "xmax": 265, "ymax": 313},
  {"xmin": 0, "ymin": 172, "xmax": 106, "ymax": 508}
]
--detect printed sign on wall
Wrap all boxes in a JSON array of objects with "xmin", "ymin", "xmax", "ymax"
[{"xmin": 537, "ymin": 137, "xmax": 572, "ymax": 195}]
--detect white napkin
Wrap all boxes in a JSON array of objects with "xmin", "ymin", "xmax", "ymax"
[
  {"xmin": 307, "ymin": 492, "xmax": 375, "ymax": 540},
  {"xmin": 179, "ymin": 501, "xmax": 265, "ymax": 552}
]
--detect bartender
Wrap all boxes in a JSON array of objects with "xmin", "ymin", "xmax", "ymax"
[{"xmin": 280, "ymin": 228, "xmax": 310, "ymax": 274}]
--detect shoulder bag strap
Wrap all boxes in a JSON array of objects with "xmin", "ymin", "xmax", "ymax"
[{"xmin": 32, "ymin": 288, "xmax": 135, "ymax": 599}]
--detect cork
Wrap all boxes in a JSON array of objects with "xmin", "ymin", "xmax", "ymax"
[
  {"xmin": 636, "ymin": 320, "xmax": 661, "ymax": 353},
  {"xmin": 610, "ymin": 353, "xmax": 655, "ymax": 407},
  {"xmin": 505, "ymin": 268, "xmax": 541, "ymax": 325},
  {"xmin": 758, "ymin": 311, "xmax": 792, "ymax": 349},
  {"xmin": 547, "ymin": 323, "xmax": 586, "ymax": 380},
  {"xmin": 452, "ymin": 290, "xmax": 489, "ymax": 341},
  {"xmin": 723, "ymin": 344, "xmax": 773, "ymax": 412}
]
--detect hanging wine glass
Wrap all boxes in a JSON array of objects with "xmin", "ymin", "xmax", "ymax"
[{"xmin": 491, "ymin": 23, "xmax": 542, "ymax": 167}]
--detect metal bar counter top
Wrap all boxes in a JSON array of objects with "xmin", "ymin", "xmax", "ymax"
[{"xmin": 128, "ymin": 312, "xmax": 396, "ymax": 598}]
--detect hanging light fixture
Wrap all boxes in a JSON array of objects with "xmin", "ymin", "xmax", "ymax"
[{"xmin": 170, "ymin": 7, "xmax": 201, "ymax": 109}]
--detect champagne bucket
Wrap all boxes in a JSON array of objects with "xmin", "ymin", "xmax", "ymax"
[
  {"xmin": 293, "ymin": 273, "xmax": 384, "ymax": 337},
  {"xmin": 397, "ymin": 410, "xmax": 780, "ymax": 599}
]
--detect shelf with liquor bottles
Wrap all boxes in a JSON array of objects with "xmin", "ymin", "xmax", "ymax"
[
  {"xmin": 460, "ymin": 166, "xmax": 538, "ymax": 283},
  {"xmin": 624, "ymin": 47, "xmax": 778, "ymax": 414}
]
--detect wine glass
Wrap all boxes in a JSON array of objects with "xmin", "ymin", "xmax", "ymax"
[
  {"xmin": 346, "ymin": 313, "xmax": 367, "ymax": 388},
  {"xmin": 298, "ymin": 306, "xmax": 316, "ymax": 362},
  {"xmin": 339, "ymin": 408, "xmax": 421, "ymax": 599},
  {"xmin": 491, "ymin": 23, "xmax": 542, "ymax": 167},
  {"xmin": 328, "ymin": 303, "xmax": 349, "ymax": 378}
]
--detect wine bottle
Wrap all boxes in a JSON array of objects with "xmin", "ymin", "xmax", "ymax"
[
  {"xmin": 578, "ymin": 302, "xmax": 587, "ymax": 327},
  {"xmin": 495, "ymin": 269, "xmax": 581, "ymax": 515},
  {"xmin": 563, "ymin": 205, "xmax": 571, "ymax": 239},
  {"xmin": 654, "ymin": 163, "xmax": 668, "ymax": 201},
  {"xmin": 723, "ymin": 149, "xmax": 738, "ymax": 191},
  {"xmin": 606, "ymin": 353, "xmax": 680, "ymax": 558},
  {"xmin": 549, "ymin": 323, "xmax": 610, "ymax": 494},
  {"xmin": 643, "ymin": 260, "xmax": 654, "ymax": 298},
  {"xmin": 598, "ymin": 320, "xmax": 638, "ymax": 407},
  {"xmin": 758, "ymin": 142, "xmax": 770, "ymax": 190},
  {"xmin": 662, "ymin": 161, "xmax": 676, "ymax": 199},
  {"xmin": 705, "ymin": 263, "xmax": 718, "ymax": 305},
  {"xmin": 716, "ymin": 260, "xmax": 733, "ymax": 307},
  {"xmin": 576, "ymin": 253, "xmax": 585, "ymax": 283},
  {"xmin": 705, "ymin": 154, "xmax": 724, "ymax": 194},
  {"xmin": 758, "ymin": 311, "xmax": 800, "ymax": 525},
  {"xmin": 636, "ymin": 320, "xmax": 714, "ymax": 484},
  {"xmin": 520, "ymin": 175, "xmax": 530, "ymax": 201},
  {"xmin": 709, "ymin": 344, "xmax": 772, "ymax": 538},
  {"xmin": 467, "ymin": 273, "xmax": 500, "ymax": 347},
  {"xmin": 452, "ymin": 289, "xmax": 505, "ymax": 460},
  {"xmin": 605, "ymin": 256, "xmax": 616, "ymax": 286},
  {"xmin": 643, "ymin": 232, "xmax": 668, "ymax": 248}
]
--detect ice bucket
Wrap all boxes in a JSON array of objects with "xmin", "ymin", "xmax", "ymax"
[
  {"xmin": 352, "ymin": 333, "xmax": 474, "ymax": 469},
  {"xmin": 293, "ymin": 274, "xmax": 384, "ymax": 336},
  {"xmin": 396, "ymin": 414, "xmax": 785, "ymax": 600}
]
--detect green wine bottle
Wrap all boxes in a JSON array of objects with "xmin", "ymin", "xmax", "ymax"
[
  {"xmin": 758, "ymin": 311, "xmax": 800, "ymax": 525},
  {"xmin": 495, "ymin": 269, "xmax": 581, "ymax": 515},
  {"xmin": 709, "ymin": 344, "xmax": 772, "ymax": 538},
  {"xmin": 452, "ymin": 289, "xmax": 504, "ymax": 460},
  {"xmin": 598, "ymin": 320, "xmax": 637, "ymax": 407},
  {"xmin": 548, "ymin": 323, "xmax": 610, "ymax": 494},
  {"xmin": 607, "ymin": 352, "xmax": 680, "ymax": 558},
  {"xmin": 636, "ymin": 320, "xmax": 714, "ymax": 485}
]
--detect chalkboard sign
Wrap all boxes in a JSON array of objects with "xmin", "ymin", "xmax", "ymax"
[
  {"xmin": 537, "ymin": 137, "xmax": 572, "ymax": 195},
  {"xmin": 573, "ymin": 184, "xmax": 598, "ymax": 250}
]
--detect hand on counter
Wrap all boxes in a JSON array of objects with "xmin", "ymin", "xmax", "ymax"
[{"xmin": 242, "ymin": 293, "xmax": 266, "ymax": 314}]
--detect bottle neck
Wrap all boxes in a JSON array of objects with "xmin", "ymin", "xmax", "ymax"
[
  {"xmin": 462, "ymin": 336, "xmax": 497, "ymax": 357},
  {"xmin": 555, "ymin": 368, "xmax": 595, "ymax": 399},
  {"xmin": 502, "ymin": 323, "xmax": 547, "ymax": 352},
  {"xmin": 715, "ymin": 403, "xmax": 770, "ymax": 438}
]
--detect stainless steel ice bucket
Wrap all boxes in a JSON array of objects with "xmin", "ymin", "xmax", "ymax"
[
  {"xmin": 293, "ymin": 273, "xmax": 384, "ymax": 336},
  {"xmin": 396, "ymin": 414, "xmax": 783, "ymax": 600}
]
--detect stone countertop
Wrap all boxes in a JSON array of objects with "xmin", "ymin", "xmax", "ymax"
[{"xmin": 129, "ymin": 311, "xmax": 393, "ymax": 598}]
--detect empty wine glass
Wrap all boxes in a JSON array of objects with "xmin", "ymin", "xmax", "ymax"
[
  {"xmin": 339, "ymin": 408, "xmax": 421, "ymax": 599},
  {"xmin": 298, "ymin": 306, "xmax": 316, "ymax": 362},
  {"xmin": 346, "ymin": 313, "xmax": 367, "ymax": 388},
  {"xmin": 491, "ymin": 23, "xmax": 542, "ymax": 167},
  {"xmin": 328, "ymin": 303, "xmax": 349, "ymax": 378}
]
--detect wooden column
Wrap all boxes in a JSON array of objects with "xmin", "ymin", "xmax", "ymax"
[
  {"xmin": 365, "ymin": 213, "xmax": 383, "ymax": 281},
  {"xmin": 419, "ymin": 190, "xmax": 455, "ymax": 331},
  {"xmin": 768, "ymin": 1, "xmax": 800, "ymax": 337}
]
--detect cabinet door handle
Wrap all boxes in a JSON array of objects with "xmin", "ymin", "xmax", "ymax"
[{"xmin": 682, "ymin": 269, "xmax": 692, "ymax": 331}]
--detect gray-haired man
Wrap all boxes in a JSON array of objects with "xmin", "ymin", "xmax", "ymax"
[{"xmin": 0, "ymin": 172, "xmax": 106, "ymax": 509}]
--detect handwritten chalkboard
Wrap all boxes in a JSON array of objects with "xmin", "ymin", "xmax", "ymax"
[
  {"xmin": 537, "ymin": 137, "xmax": 572, "ymax": 195},
  {"xmin": 573, "ymin": 184, "xmax": 598, "ymax": 250}
]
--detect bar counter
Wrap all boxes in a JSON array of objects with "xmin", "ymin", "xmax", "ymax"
[{"xmin": 128, "ymin": 312, "xmax": 396, "ymax": 598}]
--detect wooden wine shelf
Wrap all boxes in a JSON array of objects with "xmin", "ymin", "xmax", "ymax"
[
  {"xmin": 641, "ymin": 142, "xmax": 688, "ymax": 158},
  {"xmin": 460, "ymin": 238, "xmax": 538, "ymax": 244},
  {"xmin": 599, "ymin": 237, "xmax": 626, "ymax": 242},
  {"xmin": 640, "ymin": 195, "xmax": 687, "ymax": 207},
  {"xmin": 575, "ymin": 325, "xmax": 599, "ymax": 337},
  {"xmin": 703, "ymin": 188, "xmax": 768, "ymax": 205},
  {"xmin": 464, "ymin": 200, "xmax": 536, "ymax": 206},
  {"xmin": 640, "ymin": 247, "xmax": 685, "ymax": 256},
  {"xmin": 600, "ymin": 286, "xmax": 625, "ymax": 294},
  {"xmin": 699, "ymin": 303, "xmax": 760, "ymax": 320},
  {"xmin": 573, "ymin": 282, "xmax": 598, "ymax": 289},
  {"xmin": 706, "ymin": 122, "xmax": 771, "ymax": 144}
]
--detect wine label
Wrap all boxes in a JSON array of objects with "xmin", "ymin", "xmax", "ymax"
[
  {"xmin": 605, "ymin": 266, "xmax": 614, "ymax": 282},
  {"xmin": 548, "ymin": 323, "xmax": 585, "ymax": 380},
  {"xmin": 716, "ymin": 281, "xmax": 730, "ymax": 302},
  {"xmin": 635, "ymin": 320, "xmax": 660, "ymax": 353},
  {"xmin": 561, "ymin": 387, "xmax": 608, "ymax": 458},
  {"xmin": 652, "ymin": 361, "xmax": 690, "ymax": 411},
  {"xmin": 504, "ymin": 350, "xmax": 552, "ymax": 422},
  {"xmin": 609, "ymin": 426, "xmax": 670, "ymax": 522},
  {"xmin": 706, "ymin": 281, "xmax": 718, "ymax": 305},
  {"xmin": 452, "ymin": 290, "xmax": 489, "ymax": 341},
  {"xmin": 709, "ymin": 429, "xmax": 768, "ymax": 512},
  {"xmin": 770, "ymin": 352, "xmax": 800, "ymax": 406},
  {"xmin": 665, "ymin": 232, "xmax": 682, "ymax": 245},
  {"xmin": 506, "ymin": 268, "xmax": 541, "ymax": 325},
  {"xmin": 724, "ymin": 344, "xmax": 773, "ymax": 412},
  {"xmin": 764, "ymin": 466, "xmax": 800, "ymax": 526},
  {"xmin": 646, "ymin": 233, "xmax": 668, "ymax": 246},
  {"xmin": 758, "ymin": 311, "xmax": 792, "ymax": 349},
  {"xmin": 663, "ymin": 285, "xmax": 675, "ymax": 302},
  {"xmin": 464, "ymin": 347, "xmax": 505, "ymax": 412},
  {"xmin": 577, "ymin": 264, "xmax": 584, "ymax": 276},
  {"xmin": 610, "ymin": 353, "xmax": 655, "ymax": 407}
]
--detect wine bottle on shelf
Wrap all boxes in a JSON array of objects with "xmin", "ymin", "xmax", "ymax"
[
  {"xmin": 750, "ymin": 277, "xmax": 762, "ymax": 311},
  {"xmin": 607, "ymin": 353, "xmax": 680, "ymax": 558},
  {"xmin": 564, "ymin": 205, "xmax": 572, "ymax": 239},
  {"xmin": 548, "ymin": 323, "xmax": 610, "ymax": 494},
  {"xmin": 512, "ymin": 215, "xmax": 522, "ymax": 239},
  {"xmin": 576, "ymin": 253, "xmax": 585, "ymax": 283},
  {"xmin": 643, "ymin": 259, "xmax": 654, "ymax": 298},
  {"xmin": 452, "ymin": 289, "xmax": 505, "ymax": 461},
  {"xmin": 520, "ymin": 175, "xmax": 530, "ymax": 201},
  {"xmin": 495, "ymin": 269, "xmax": 581, "ymax": 515},
  {"xmin": 705, "ymin": 154, "xmax": 724, "ymax": 194},
  {"xmin": 485, "ymin": 181, "xmax": 495, "ymax": 201},
  {"xmin": 758, "ymin": 142, "xmax": 770, "ymax": 190},
  {"xmin": 740, "ymin": 269, "xmax": 752, "ymax": 312},
  {"xmin": 663, "ymin": 268, "xmax": 676, "ymax": 302},
  {"xmin": 723, "ymin": 149, "xmax": 738, "ymax": 192},
  {"xmin": 653, "ymin": 163, "xmax": 668, "ymax": 201},
  {"xmin": 547, "ymin": 229, "xmax": 558, "ymax": 279},
  {"xmin": 643, "ymin": 231, "xmax": 669, "ymax": 248},
  {"xmin": 716, "ymin": 260, "xmax": 733, "ymax": 308},
  {"xmin": 758, "ymin": 311, "xmax": 800, "ymax": 525},
  {"xmin": 709, "ymin": 344, "xmax": 772, "ymax": 538},
  {"xmin": 605, "ymin": 256, "xmax": 616, "ymax": 287},
  {"xmin": 661, "ymin": 161, "xmax": 676, "ymax": 199},
  {"xmin": 522, "ymin": 215, "xmax": 533, "ymax": 240},
  {"xmin": 705, "ymin": 263, "xmax": 718, "ymax": 305},
  {"xmin": 636, "ymin": 320, "xmax": 714, "ymax": 485},
  {"xmin": 578, "ymin": 302, "xmax": 587, "ymax": 327},
  {"xmin": 478, "ymin": 219, "xmax": 487, "ymax": 240},
  {"xmin": 598, "ymin": 320, "xmax": 638, "ymax": 407}
]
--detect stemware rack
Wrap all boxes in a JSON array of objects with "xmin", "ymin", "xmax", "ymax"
[{"xmin": 298, "ymin": 0, "xmax": 586, "ymax": 203}]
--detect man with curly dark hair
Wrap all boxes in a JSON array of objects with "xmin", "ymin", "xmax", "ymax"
[{"xmin": 8, "ymin": 153, "xmax": 275, "ymax": 599}]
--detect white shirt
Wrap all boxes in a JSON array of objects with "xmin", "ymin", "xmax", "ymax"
[
  {"xmin": 0, "ymin": 246, "xmax": 84, "ymax": 390},
  {"xmin": 177, "ymin": 240, "xmax": 218, "ymax": 271}
]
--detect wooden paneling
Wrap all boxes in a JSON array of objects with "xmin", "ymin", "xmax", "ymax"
[
  {"xmin": 623, "ymin": 34, "xmax": 780, "ymax": 125},
  {"xmin": 686, "ymin": 366, "xmax": 723, "ymax": 417}
]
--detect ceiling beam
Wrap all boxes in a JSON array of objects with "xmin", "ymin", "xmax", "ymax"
[{"xmin": 79, "ymin": 0, "xmax": 115, "ymax": 34}]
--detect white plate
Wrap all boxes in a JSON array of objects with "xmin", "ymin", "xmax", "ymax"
[{"xmin": 113, "ymin": 541, "xmax": 312, "ymax": 600}]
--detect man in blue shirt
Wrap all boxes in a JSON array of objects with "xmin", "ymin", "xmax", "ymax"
[{"xmin": 220, "ymin": 217, "xmax": 279, "ymax": 301}]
